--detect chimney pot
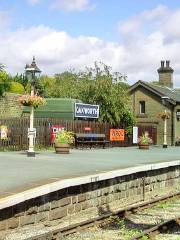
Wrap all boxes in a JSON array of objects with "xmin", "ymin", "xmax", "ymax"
[
  {"xmin": 166, "ymin": 60, "xmax": 170, "ymax": 68},
  {"xmin": 161, "ymin": 60, "xmax": 165, "ymax": 68}
]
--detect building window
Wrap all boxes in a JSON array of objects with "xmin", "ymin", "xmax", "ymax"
[{"xmin": 139, "ymin": 101, "xmax": 145, "ymax": 114}]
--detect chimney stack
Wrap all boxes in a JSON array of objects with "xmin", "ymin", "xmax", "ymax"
[{"xmin": 157, "ymin": 60, "xmax": 174, "ymax": 88}]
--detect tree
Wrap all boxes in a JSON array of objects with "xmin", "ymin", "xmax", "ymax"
[
  {"xmin": 77, "ymin": 62, "xmax": 134, "ymax": 126},
  {"xmin": 0, "ymin": 71, "xmax": 10, "ymax": 96},
  {"xmin": 11, "ymin": 73, "xmax": 29, "ymax": 92},
  {"xmin": 31, "ymin": 62, "xmax": 134, "ymax": 127},
  {"xmin": 0, "ymin": 63, "xmax": 5, "ymax": 72},
  {"xmin": 38, "ymin": 75, "xmax": 57, "ymax": 97}
]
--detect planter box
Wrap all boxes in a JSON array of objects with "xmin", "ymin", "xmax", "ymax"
[
  {"xmin": 55, "ymin": 143, "xmax": 70, "ymax": 154},
  {"xmin": 138, "ymin": 144, "xmax": 149, "ymax": 150}
]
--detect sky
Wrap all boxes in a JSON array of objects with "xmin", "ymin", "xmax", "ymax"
[{"xmin": 1, "ymin": 0, "xmax": 180, "ymax": 86}]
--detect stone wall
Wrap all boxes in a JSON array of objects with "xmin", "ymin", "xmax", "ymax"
[
  {"xmin": 0, "ymin": 93, "xmax": 22, "ymax": 118},
  {"xmin": 0, "ymin": 165, "xmax": 179, "ymax": 232}
]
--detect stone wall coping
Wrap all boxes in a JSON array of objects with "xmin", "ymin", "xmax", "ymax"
[{"xmin": 0, "ymin": 160, "xmax": 179, "ymax": 210}]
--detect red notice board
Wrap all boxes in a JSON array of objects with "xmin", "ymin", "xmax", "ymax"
[{"xmin": 110, "ymin": 129, "xmax": 125, "ymax": 141}]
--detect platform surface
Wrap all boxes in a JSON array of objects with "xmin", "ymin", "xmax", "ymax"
[{"xmin": 0, "ymin": 146, "xmax": 180, "ymax": 196}]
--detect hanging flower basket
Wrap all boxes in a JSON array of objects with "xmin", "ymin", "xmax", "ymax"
[
  {"xmin": 18, "ymin": 94, "xmax": 46, "ymax": 108},
  {"xmin": 157, "ymin": 111, "xmax": 170, "ymax": 120}
]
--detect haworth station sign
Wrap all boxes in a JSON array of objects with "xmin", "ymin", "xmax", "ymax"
[{"xmin": 75, "ymin": 103, "xmax": 99, "ymax": 119}]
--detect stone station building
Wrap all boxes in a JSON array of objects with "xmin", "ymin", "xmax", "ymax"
[{"xmin": 129, "ymin": 61, "xmax": 180, "ymax": 146}]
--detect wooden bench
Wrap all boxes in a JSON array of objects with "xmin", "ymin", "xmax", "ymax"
[{"xmin": 75, "ymin": 133, "xmax": 110, "ymax": 149}]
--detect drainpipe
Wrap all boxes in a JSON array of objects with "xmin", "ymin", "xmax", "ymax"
[{"xmin": 171, "ymin": 105, "xmax": 175, "ymax": 146}]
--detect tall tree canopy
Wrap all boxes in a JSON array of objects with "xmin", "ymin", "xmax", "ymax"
[
  {"xmin": 76, "ymin": 62, "xmax": 132, "ymax": 125},
  {"xmin": 0, "ymin": 63, "xmax": 5, "ymax": 72},
  {"xmin": 37, "ymin": 62, "xmax": 133, "ymax": 126},
  {"xmin": 0, "ymin": 65, "xmax": 10, "ymax": 96}
]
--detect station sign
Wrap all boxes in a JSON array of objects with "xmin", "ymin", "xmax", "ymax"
[
  {"xmin": 75, "ymin": 103, "xmax": 99, "ymax": 119},
  {"xmin": 110, "ymin": 129, "xmax": 125, "ymax": 141},
  {"xmin": 28, "ymin": 128, "xmax": 36, "ymax": 138}
]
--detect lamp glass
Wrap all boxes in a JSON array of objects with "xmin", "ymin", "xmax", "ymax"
[{"xmin": 25, "ymin": 71, "xmax": 33, "ymax": 82}]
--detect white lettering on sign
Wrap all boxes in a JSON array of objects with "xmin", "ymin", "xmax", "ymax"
[{"xmin": 75, "ymin": 103, "xmax": 99, "ymax": 119}]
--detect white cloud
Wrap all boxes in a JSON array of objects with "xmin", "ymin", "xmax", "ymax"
[
  {"xmin": 50, "ymin": 0, "xmax": 95, "ymax": 12},
  {"xmin": 27, "ymin": 0, "xmax": 41, "ymax": 6},
  {"xmin": 117, "ymin": 5, "xmax": 180, "ymax": 86},
  {"xmin": 1, "ymin": 5, "xmax": 180, "ymax": 87}
]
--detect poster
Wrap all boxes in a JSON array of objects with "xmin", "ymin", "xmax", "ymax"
[
  {"xmin": 110, "ymin": 129, "xmax": 125, "ymax": 141},
  {"xmin": 0, "ymin": 125, "xmax": 8, "ymax": 140},
  {"xmin": 133, "ymin": 126, "xmax": 138, "ymax": 144}
]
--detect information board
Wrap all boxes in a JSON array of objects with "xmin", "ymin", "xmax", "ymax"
[
  {"xmin": 133, "ymin": 126, "xmax": 138, "ymax": 144},
  {"xmin": 110, "ymin": 129, "xmax": 125, "ymax": 141}
]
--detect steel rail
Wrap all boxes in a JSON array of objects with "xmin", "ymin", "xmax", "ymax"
[{"xmin": 131, "ymin": 218, "xmax": 180, "ymax": 240}]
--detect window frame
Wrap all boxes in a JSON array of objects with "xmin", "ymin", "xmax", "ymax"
[{"xmin": 139, "ymin": 101, "xmax": 146, "ymax": 114}]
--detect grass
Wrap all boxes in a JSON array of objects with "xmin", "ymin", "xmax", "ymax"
[
  {"xmin": 156, "ymin": 196, "xmax": 178, "ymax": 209},
  {"xmin": 118, "ymin": 219, "xmax": 144, "ymax": 240}
]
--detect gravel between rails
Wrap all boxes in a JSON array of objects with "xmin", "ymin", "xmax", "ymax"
[{"xmin": 64, "ymin": 197, "xmax": 180, "ymax": 240}]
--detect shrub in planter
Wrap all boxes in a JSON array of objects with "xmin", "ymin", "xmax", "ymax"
[
  {"xmin": 138, "ymin": 133, "xmax": 153, "ymax": 149},
  {"xmin": 54, "ymin": 130, "xmax": 74, "ymax": 154}
]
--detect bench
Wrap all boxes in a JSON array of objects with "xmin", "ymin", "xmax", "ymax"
[{"xmin": 75, "ymin": 133, "xmax": 110, "ymax": 149}]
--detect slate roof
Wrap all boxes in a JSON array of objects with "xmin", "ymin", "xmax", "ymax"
[{"xmin": 129, "ymin": 80, "xmax": 180, "ymax": 105}]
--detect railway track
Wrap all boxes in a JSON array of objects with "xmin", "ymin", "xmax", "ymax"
[
  {"xmin": 26, "ymin": 192, "xmax": 180, "ymax": 240},
  {"xmin": 131, "ymin": 218, "xmax": 180, "ymax": 240}
]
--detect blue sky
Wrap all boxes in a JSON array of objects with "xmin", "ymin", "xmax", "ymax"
[
  {"xmin": 1, "ymin": 0, "xmax": 180, "ymax": 85},
  {"xmin": 1, "ymin": 0, "xmax": 179, "ymax": 39}
]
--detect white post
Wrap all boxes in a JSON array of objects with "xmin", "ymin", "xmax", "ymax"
[
  {"xmin": 163, "ymin": 109, "xmax": 168, "ymax": 148},
  {"xmin": 27, "ymin": 85, "xmax": 35, "ymax": 157}
]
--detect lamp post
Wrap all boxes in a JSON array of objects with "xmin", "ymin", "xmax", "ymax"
[
  {"xmin": 161, "ymin": 96, "xmax": 169, "ymax": 148},
  {"xmin": 25, "ymin": 57, "xmax": 41, "ymax": 157}
]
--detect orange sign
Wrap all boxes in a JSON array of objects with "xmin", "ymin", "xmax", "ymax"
[{"xmin": 110, "ymin": 129, "xmax": 125, "ymax": 141}]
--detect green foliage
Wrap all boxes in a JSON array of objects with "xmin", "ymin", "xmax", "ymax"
[
  {"xmin": 11, "ymin": 73, "xmax": 42, "ymax": 95},
  {"xmin": 9, "ymin": 61, "xmax": 134, "ymax": 127},
  {"xmin": 0, "ymin": 71, "xmax": 10, "ymax": 96},
  {"xmin": 38, "ymin": 75, "xmax": 57, "ymax": 97},
  {"xmin": 118, "ymin": 219, "xmax": 142, "ymax": 239},
  {"xmin": 11, "ymin": 73, "xmax": 29, "ymax": 92},
  {"xmin": 140, "ymin": 236, "xmax": 150, "ymax": 240},
  {"xmin": 138, "ymin": 134, "xmax": 153, "ymax": 145},
  {"xmin": 9, "ymin": 82, "xmax": 25, "ymax": 94},
  {"xmin": 55, "ymin": 130, "xmax": 74, "ymax": 144},
  {"xmin": 76, "ymin": 62, "xmax": 133, "ymax": 126},
  {"xmin": 37, "ymin": 62, "xmax": 134, "ymax": 127},
  {"xmin": 0, "ymin": 63, "xmax": 5, "ymax": 72}
]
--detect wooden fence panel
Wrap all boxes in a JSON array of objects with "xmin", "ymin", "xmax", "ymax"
[{"xmin": 0, "ymin": 118, "xmax": 133, "ymax": 150}]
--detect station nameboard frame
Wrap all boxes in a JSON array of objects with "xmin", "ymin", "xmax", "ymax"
[{"xmin": 75, "ymin": 103, "xmax": 99, "ymax": 119}]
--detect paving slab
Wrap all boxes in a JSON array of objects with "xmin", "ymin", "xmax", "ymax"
[{"xmin": 0, "ymin": 146, "xmax": 180, "ymax": 194}]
